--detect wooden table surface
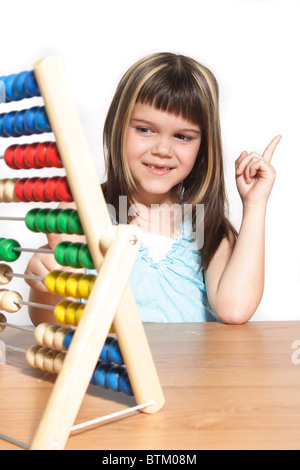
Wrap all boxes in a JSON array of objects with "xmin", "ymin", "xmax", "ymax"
[{"xmin": 0, "ymin": 321, "xmax": 300, "ymax": 450}]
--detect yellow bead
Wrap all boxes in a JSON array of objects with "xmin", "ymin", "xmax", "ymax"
[
  {"xmin": 55, "ymin": 272, "xmax": 71, "ymax": 296},
  {"xmin": 89, "ymin": 276, "xmax": 96, "ymax": 291},
  {"xmin": 54, "ymin": 300, "xmax": 70, "ymax": 324},
  {"xmin": 75, "ymin": 303, "xmax": 85, "ymax": 325},
  {"xmin": 45, "ymin": 270, "xmax": 62, "ymax": 294},
  {"xmin": 77, "ymin": 274, "xmax": 95, "ymax": 299},
  {"xmin": 65, "ymin": 273, "xmax": 82, "ymax": 298},
  {"xmin": 65, "ymin": 302, "xmax": 77, "ymax": 325}
]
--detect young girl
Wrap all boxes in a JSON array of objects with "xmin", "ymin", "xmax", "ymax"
[{"xmin": 25, "ymin": 52, "xmax": 281, "ymax": 325}]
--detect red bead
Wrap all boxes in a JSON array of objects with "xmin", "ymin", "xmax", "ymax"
[
  {"xmin": 24, "ymin": 143, "xmax": 42, "ymax": 169},
  {"xmin": 14, "ymin": 178, "xmax": 29, "ymax": 202},
  {"xmin": 36, "ymin": 143, "xmax": 51, "ymax": 168},
  {"xmin": 44, "ymin": 176, "xmax": 61, "ymax": 202},
  {"xmin": 4, "ymin": 145, "xmax": 18, "ymax": 170},
  {"xmin": 14, "ymin": 145, "xmax": 30, "ymax": 169},
  {"xmin": 33, "ymin": 178, "xmax": 50, "ymax": 202},
  {"xmin": 46, "ymin": 142, "xmax": 63, "ymax": 168},
  {"xmin": 55, "ymin": 177, "xmax": 73, "ymax": 202},
  {"xmin": 24, "ymin": 177, "xmax": 40, "ymax": 202}
]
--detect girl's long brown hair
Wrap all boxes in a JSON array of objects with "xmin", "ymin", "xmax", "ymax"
[{"xmin": 103, "ymin": 53, "xmax": 236, "ymax": 270}]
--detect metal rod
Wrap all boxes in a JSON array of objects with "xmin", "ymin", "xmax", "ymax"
[
  {"xmin": 0, "ymin": 432, "xmax": 30, "ymax": 450},
  {"xmin": 70, "ymin": 400, "xmax": 157, "ymax": 432},
  {"xmin": 5, "ymin": 272, "xmax": 45, "ymax": 281},
  {"xmin": 13, "ymin": 247, "xmax": 54, "ymax": 254},
  {"xmin": 5, "ymin": 344, "xmax": 27, "ymax": 354},
  {"xmin": 0, "ymin": 320, "xmax": 34, "ymax": 333},
  {"xmin": 14, "ymin": 299, "xmax": 54, "ymax": 311},
  {"xmin": 0, "ymin": 216, "xmax": 25, "ymax": 221}
]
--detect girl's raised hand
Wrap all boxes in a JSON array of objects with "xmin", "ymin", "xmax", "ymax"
[{"xmin": 235, "ymin": 135, "xmax": 282, "ymax": 207}]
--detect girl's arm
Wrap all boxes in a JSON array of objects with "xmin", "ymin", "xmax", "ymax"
[{"xmin": 205, "ymin": 136, "xmax": 281, "ymax": 324}]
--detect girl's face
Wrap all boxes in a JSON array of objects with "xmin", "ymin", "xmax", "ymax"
[{"xmin": 126, "ymin": 102, "xmax": 202, "ymax": 206}]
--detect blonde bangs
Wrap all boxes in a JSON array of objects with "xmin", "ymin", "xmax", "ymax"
[{"xmin": 119, "ymin": 64, "xmax": 166, "ymax": 192}]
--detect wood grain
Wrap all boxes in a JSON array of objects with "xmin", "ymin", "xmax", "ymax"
[{"xmin": 0, "ymin": 321, "xmax": 300, "ymax": 450}]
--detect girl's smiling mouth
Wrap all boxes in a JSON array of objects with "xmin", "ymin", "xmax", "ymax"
[{"xmin": 144, "ymin": 163, "xmax": 174, "ymax": 175}]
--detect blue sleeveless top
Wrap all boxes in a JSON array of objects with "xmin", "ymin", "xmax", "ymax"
[
  {"xmin": 86, "ymin": 216, "xmax": 218, "ymax": 323},
  {"xmin": 128, "ymin": 217, "xmax": 218, "ymax": 323}
]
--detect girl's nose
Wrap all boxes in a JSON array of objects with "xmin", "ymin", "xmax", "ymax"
[{"xmin": 152, "ymin": 136, "xmax": 172, "ymax": 157}]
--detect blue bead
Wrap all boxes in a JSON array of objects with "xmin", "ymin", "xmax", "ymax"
[
  {"xmin": 62, "ymin": 330, "xmax": 75, "ymax": 350},
  {"xmin": 119, "ymin": 371, "xmax": 133, "ymax": 396},
  {"xmin": 94, "ymin": 363, "xmax": 111, "ymax": 389},
  {"xmin": 0, "ymin": 115, "xmax": 5, "ymax": 137},
  {"xmin": 107, "ymin": 339, "xmax": 124, "ymax": 365},
  {"xmin": 13, "ymin": 110, "xmax": 31, "ymax": 136},
  {"xmin": 13, "ymin": 71, "xmax": 30, "ymax": 99},
  {"xmin": 35, "ymin": 107, "xmax": 51, "ymax": 133},
  {"xmin": 106, "ymin": 366, "xmax": 125, "ymax": 392},
  {"xmin": 100, "ymin": 336, "xmax": 114, "ymax": 362},
  {"xmin": 2, "ymin": 112, "xmax": 19, "ymax": 137},
  {"xmin": 23, "ymin": 107, "xmax": 39, "ymax": 134},
  {"xmin": 24, "ymin": 71, "xmax": 40, "ymax": 97},
  {"xmin": 3, "ymin": 74, "xmax": 19, "ymax": 101}
]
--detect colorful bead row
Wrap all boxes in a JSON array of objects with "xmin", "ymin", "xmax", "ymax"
[
  {"xmin": 54, "ymin": 241, "xmax": 94, "ymax": 269},
  {"xmin": 4, "ymin": 142, "xmax": 62, "ymax": 170},
  {"xmin": 34, "ymin": 322, "xmax": 72, "ymax": 351},
  {"xmin": 0, "ymin": 70, "xmax": 40, "ymax": 102},
  {"xmin": 54, "ymin": 299, "xmax": 85, "ymax": 326},
  {"xmin": 91, "ymin": 362, "xmax": 132, "ymax": 396},
  {"xmin": 14, "ymin": 176, "xmax": 72, "ymax": 203},
  {"xmin": 25, "ymin": 208, "xmax": 83, "ymax": 235},
  {"xmin": 98, "ymin": 335, "xmax": 124, "ymax": 366},
  {"xmin": 0, "ymin": 106, "xmax": 51, "ymax": 138},
  {"xmin": 26, "ymin": 345, "xmax": 132, "ymax": 395},
  {"xmin": 26, "ymin": 344, "xmax": 65, "ymax": 374},
  {"xmin": 0, "ymin": 236, "xmax": 92, "ymax": 271},
  {"xmin": 44, "ymin": 270, "xmax": 96, "ymax": 299},
  {"xmin": 34, "ymin": 322, "xmax": 123, "ymax": 365},
  {"xmin": 0, "ymin": 177, "xmax": 72, "ymax": 203}
]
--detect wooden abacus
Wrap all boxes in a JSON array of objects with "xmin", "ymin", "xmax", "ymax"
[{"xmin": 0, "ymin": 56, "xmax": 165, "ymax": 450}]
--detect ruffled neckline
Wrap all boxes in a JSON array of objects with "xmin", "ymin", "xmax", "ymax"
[{"xmin": 138, "ymin": 217, "xmax": 198, "ymax": 268}]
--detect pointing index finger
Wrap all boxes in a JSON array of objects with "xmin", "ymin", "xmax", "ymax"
[{"xmin": 262, "ymin": 135, "xmax": 282, "ymax": 163}]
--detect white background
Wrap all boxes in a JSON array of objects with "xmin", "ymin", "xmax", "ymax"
[{"xmin": 0, "ymin": 0, "xmax": 299, "ymax": 324}]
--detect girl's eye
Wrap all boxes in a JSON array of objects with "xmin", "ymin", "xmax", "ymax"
[
  {"xmin": 137, "ymin": 126, "xmax": 151, "ymax": 134},
  {"xmin": 175, "ymin": 134, "xmax": 192, "ymax": 141}
]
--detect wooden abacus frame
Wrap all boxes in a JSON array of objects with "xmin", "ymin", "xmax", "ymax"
[{"xmin": 1, "ymin": 56, "xmax": 165, "ymax": 450}]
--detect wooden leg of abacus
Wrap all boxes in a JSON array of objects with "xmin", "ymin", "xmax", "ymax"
[{"xmin": 31, "ymin": 224, "xmax": 140, "ymax": 450}]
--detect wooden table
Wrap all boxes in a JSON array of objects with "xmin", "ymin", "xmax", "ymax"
[{"xmin": 0, "ymin": 321, "xmax": 300, "ymax": 450}]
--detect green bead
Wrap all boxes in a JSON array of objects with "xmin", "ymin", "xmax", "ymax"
[
  {"xmin": 35, "ymin": 209, "xmax": 51, "ymax": 233},
  {"xmin": 68, "ymin": 210, "xmax": 83, "ymax": 235},
  {"xmin": 54, "ymin": 241, "xmax": 72, "ymax": 266},
  {"xmin": 25, "ymin": 208, "xmax": 41, "ymax": 232},
  {"xmin": 78, "ymin": 244, "xmax": 94, "ymax": 269},
  {"xmin": 65, "ymin": 243, "xmax": 82, "ymax": 268},
  {"xmin": 45, "ymin": 209, "xmax": 63, "ymax": 233},
  {"xmin": 57, "ymin": 209, "xmax": 73, "ymax": 234},
  {"xmin": 0, "ymin": 238, "xmax": 21, "ymax": 262}
]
